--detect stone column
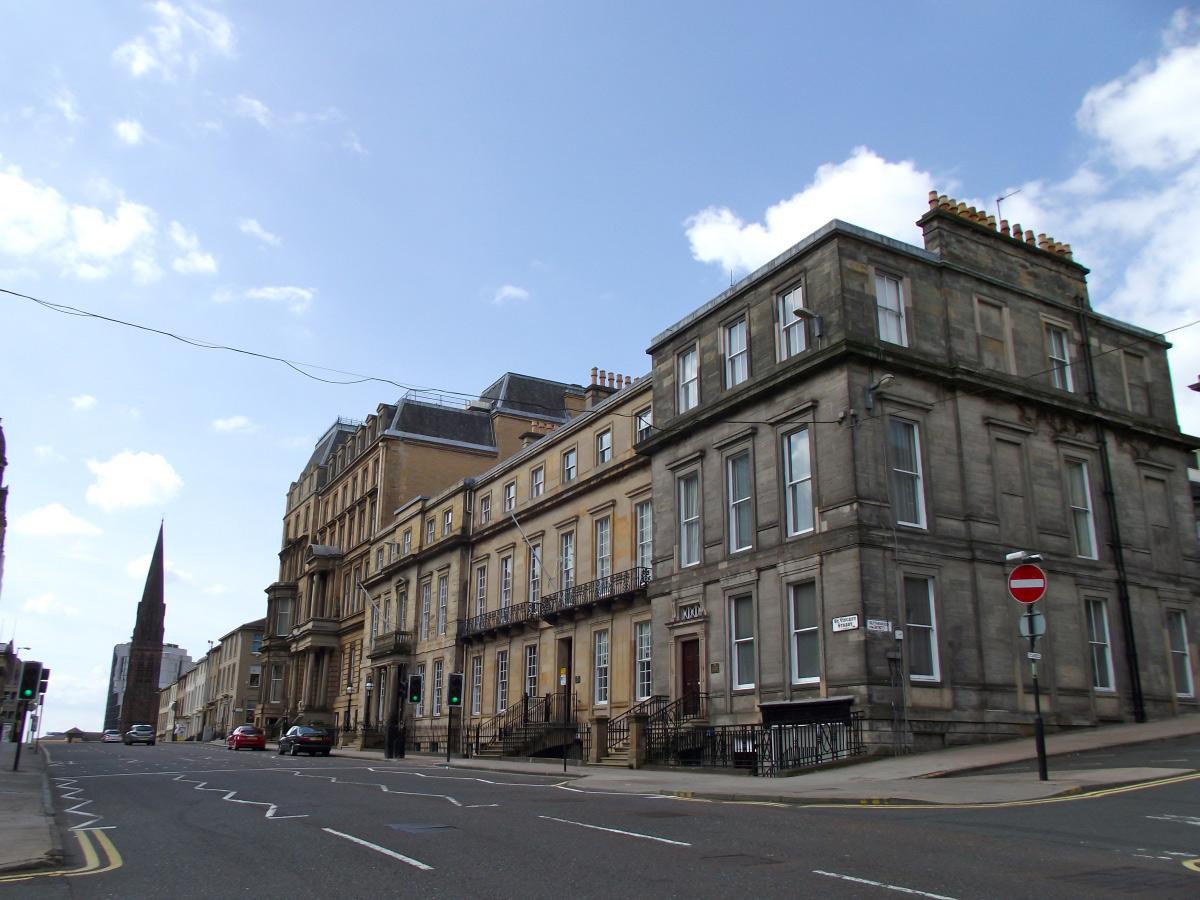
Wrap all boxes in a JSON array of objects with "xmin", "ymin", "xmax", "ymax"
[
  {"xmin": 629, "ymin": 713, "xmax": 649, "ymax": 769},
  {"xmin": 590, "ymin": 716, "xmax": 608, "ymax": 764}
]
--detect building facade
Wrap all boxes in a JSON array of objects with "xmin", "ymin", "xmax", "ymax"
[
  {"xmin": 104, "ymin": 641, "xmax": 192, "ymax": 731},
  {"xmin": 261, "ymin": 375, "xmax": 586, "ymax": 737},
  {"xmin": 637, "ymin": 192, "xmax": 1198, "ymax": 750}
]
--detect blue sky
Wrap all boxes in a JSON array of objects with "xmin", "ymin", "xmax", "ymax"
[{"xmin": 2, "ymin": 2, "xmax": 1197, "ymax": 732}]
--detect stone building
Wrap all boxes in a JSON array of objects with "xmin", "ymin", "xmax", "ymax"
[
  {"xmin": 104, "ymin": 640, "xmax": 192, "ymax": 731},
  {"xmin": 261, "ymin": 375, "xmax": 586, "ymax": 736},
  {"xmin": 203, "ymin": 618, "xmax": 265, "ymax": 739},
  {"xmin": 356, "ymin": 371, "xmax": 654, "ymax": 757},
  {"xmin": 638, "ymin": 192, "xmax": 1199, "ymax": 750}
]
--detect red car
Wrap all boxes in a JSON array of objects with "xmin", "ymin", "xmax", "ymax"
[{"xmin": 226, "ymin": 725, "xmax": 266, "ymax": 751}]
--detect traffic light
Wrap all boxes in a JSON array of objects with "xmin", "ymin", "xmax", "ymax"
[
  {"xmin": 407, "ymin": 674, "xmax": 423, "ymax": 705},
  {"xmin": 38, "ymin": 668, "xmax": 50, "ymax": 698},
  {"xmin": 18, "ymin": 662, "xmax": 43, "ymax": 702},
  {"xmin": 447, "ymin": 672, "xmax": 463, "ymax": 706}
]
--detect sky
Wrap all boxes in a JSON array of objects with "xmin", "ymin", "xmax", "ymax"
[{"xmin": 2, "ymin": 2, "xmax": 1198, "ymax": 733}]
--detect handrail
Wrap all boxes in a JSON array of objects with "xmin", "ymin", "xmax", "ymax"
[
  {"xmin": 539, "ymin": 567, "xmax": 651, "ymax": 618},
  {"xmin": 605, "ymin": 695, "xmax": 668, "ymax": 754}
]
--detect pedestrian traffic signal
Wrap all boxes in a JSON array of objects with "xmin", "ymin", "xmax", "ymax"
[
  {"xmin": 38, "ymin": 668, "xmax": 51, "ymax": 697},
  {"xmin": 447, "ymin": 672, "xmax": 463, "ymax": 706},
  {"xmin": 18, "ymin": 662, "xmax": 43, "ymax": 701},
  {"xmin": 408, "ymin": 674, "xmax": 423, "ymax": 704}
]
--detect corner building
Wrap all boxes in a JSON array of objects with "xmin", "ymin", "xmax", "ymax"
[{"xmin": 639, "ymin": 193, "xmax": 1199, "ymax": 750}]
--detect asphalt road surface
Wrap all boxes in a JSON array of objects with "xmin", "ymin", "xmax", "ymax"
[{"xmin": 3, "ymin": 741, "xmax": 1197, "ymax": 898}]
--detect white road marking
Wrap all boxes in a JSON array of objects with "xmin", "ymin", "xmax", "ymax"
[
  {"xmin": 466, "ymin": 803, "xmax": 499, "ymax": 808},
  {"xmin": 537, "ymin": 815, "xmax": 691, "ymax": 846},
  {"xmin": 54, "ymin": 778, "xmax": 103, "ymax": 830},
  {"xmin": 1146, "ymin": 814, "xmax": 1200, "ymax": 826},
  {"xmin": 322, "ymin": 827, "xmax": 433, "ymax": 871},
  {"xmin": 813, "ymin": 870, "xmax": 959, "ymax": 899},
  {"xmin": 173, "ymin": 775, "xmax": 307, "ymax": 819},
  {"xmin": 289, "ymin": 770, "xmax": 463, "ymax": 806}
]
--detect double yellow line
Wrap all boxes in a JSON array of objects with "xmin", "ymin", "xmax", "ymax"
[{"xmin": 0, "ymin": 828, "xmax": 122, "ymax": 883}]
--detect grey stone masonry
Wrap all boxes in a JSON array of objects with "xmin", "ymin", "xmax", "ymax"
[{"xmin": 639, "ymin": 192, "xmax": 1199, "ymax": 752}]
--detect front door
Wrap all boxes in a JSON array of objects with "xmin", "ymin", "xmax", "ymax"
[
  {"xmin": 555, "ymin": 637, "xmax": 573, "ymax": 722},
  {"xmin": 679, "ymin": 639, "xmax": 700, "ymax": 717}
]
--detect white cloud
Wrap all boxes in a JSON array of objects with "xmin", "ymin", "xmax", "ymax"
[
  {"xmin": 215, "ymin": 284, "xmax": 315, "ymax": 314},
  {"xmin": 70, "ymin": 394, "xmax": 97, "ymax": 411},
  {"xmin": 168, "ymin": 220, "xmax": 217, "ymax": 274},
  {"xmin": 203, "ymin": 583, "xmax": 228, "ymax": 596},
  {"xmin": 232, "ymin": 94, "xmax": 273, "ymax": 128},
  {"xmin": 0, "ymin": 164, "xmax": 165, "ymax": 282},
  {"xmin": 51, "ymin": 88, "xmax": 82, "ymax": 124},
  {"xmin": 212, "ymin": 415, "xmax": 255, "ymax": 433},
  {"xmin": 10, "ymin": 503, "xmax": 102, "ymax": 537},
  {"xmin": 114, "ymin": 119, "xmax": 146, "ymax": 146},
  {"xmin": 343, "ymin": 131, "xmax": 367, "ymax": 156},
  {"xmin": 238, "ymin": 217, "xmax": 281, "ymax": 246},
  {"xmin": 1077, "ymin": 10, "xmax": 1200, "ymax": 171},
  {"xmin": 126, "ymin": 553, "xmax": 192, "ymax": 582},
  {"xmin": 686, "ymin": 147, "xmax": 936, "ymax": 273},
  {"xmin": 33, "ymin": 445, "xmax": 65, "ymax": 462},
  {"xmin": 113, "ymin": 1, "xmax": 235, "ymax": 80},
  {"xmin": 492, "ymin": 284, "xmax": 531, "ymax": 305},
  {"xmin": 22, "ymin": 592, "xmax": 80, "ymax": 617},
  {"xmin": 85, "ymin": 451, "xmax": 183, "ymax": 511}
]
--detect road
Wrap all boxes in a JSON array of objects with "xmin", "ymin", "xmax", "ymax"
[{"xmin": 3, "ymin": 740, "xmax": 1197, "ymax": 898}]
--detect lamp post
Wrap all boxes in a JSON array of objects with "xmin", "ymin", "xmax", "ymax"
[{"xmin": 364, "ymin": 679, "xmax": 374, "ymax": 729}]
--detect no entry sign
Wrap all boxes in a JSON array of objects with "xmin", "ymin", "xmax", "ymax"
[{"xmin": 1008, "ymin": 564, "xmax": 1047, "ymax": 604}]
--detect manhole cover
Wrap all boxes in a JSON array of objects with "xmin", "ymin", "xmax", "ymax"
[{"xmin": 387, "ymin": 824, "xmax": 457, "ymax": 834}]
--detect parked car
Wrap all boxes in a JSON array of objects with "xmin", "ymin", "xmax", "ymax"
[
  {"xmin": 226, "ymin": 725, "xmax": 266, "ymax": 751},
  {"xmin": 124, "ymin": 724, "xmax": 155, "ymax": 745},
  {"xmin": 277, "ymin": 725, "xmax": 332, "ymax": 756},
  {"xmin": 101, "ymin": 729, "xmax": 122, "ymax": 743}
]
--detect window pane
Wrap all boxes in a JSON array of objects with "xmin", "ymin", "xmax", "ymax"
[
  {"xmin": 733, "ymin": 595, "xmax": 754, "ymax": 640},
  {"xmin": 791, "ymin": 582, "xmax": 817, "ymax": 629},
  {"xmin": 795, "ymin": 630, "xmax": 819, "ymax": 680}
]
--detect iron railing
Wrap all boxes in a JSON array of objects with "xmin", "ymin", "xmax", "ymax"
[
  {"xmin": 470, "ymin": 691, "xmax": 576, "ymax": 757},
  {"xmin": 458, "ymin": 601, "xmax": 539, "ymax": 640},
  {"xmin": 605, "ymin": 695, "xmax": 668, "ymax": 755},
  {"xmin": 539, "ymin": 567, "xmax": 651, "ymax": 618},
  {"xmin": 647, "ymin": 712, "xmax": 865, "ymax": 775},
  {"xmin": 645, "ymin": 692, "xmax": 710, "ymax": 763}
]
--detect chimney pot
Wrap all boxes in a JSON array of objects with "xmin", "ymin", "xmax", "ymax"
[
  {"xmin": 1011, "ymin": 223, "xmax": 1022, "ymax": 240},
  {"xmin": 1024, "ymin": 229, "xmax": 1036, "ymax": 244},
  {"xmin": 999, "ymin": 219, "xmax": 1010, "ymax": 236},
  {"xmin": 928, "ymin": 190, "xmax": 939, "ymax": 208},
  {"xmin": 986, "ymin": 214, "xmax": 997, "ymax": 229},
  {"xmin": 598, "ymin": 369, "xmax": 606, "ymax": 385},
  {"xmin": 590, "ymin": 367, "xmax": 598, "ymax": 386}
]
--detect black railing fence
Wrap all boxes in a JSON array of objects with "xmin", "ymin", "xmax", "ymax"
[
  {"xmin": 606, "ymin": 695, "xmax": 668, "ymax": 755},
  {"xmin": 649, "ymin": 713, "xmax": 865, "ymax": 776},
  {"xmin": 539, "ymin": 567, "xmax": 652, "ymax": 617}
]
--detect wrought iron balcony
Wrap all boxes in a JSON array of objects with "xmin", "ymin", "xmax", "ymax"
[
  {"xmin": 539, "ymin": 567, "xmax": 651, "ymax": 618},
  {"xmin": 368, "ymin": 629, "xmax": 415, "ymax": 660},
  {"xmin": 458, "ymin": 602, "xmax": 539, "ymax": 640}
]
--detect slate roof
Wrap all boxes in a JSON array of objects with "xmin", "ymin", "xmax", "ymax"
[
  {"xmin": 479, "ymin": 372, "xmax": 584, "ymax": 422},
  {"xmin": 391, "ymin": 399, "xmax": 495, "ymax": 449}
]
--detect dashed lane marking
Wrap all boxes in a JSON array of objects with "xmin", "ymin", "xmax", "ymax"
[
  {"xmin": 287, "ymin": 770, "xmax": 463, "ymax": 806},
  {"xmin": 537, "ymin": 814, "xmax": 691, "ymax": 846},
  {"xmin": 172, "ymin": 774, "xmax": 307, "ymax": 819},
  {"xmin": 322, "ymin": 828, "xmax": 433, "ymax": 871},
  {"xmin": 0, "ymin": 829, "xmax": 123, "ymax": 883},
  {"xmin": 813, "ymin": 869, "xmax": 959, "ymax": 899}
]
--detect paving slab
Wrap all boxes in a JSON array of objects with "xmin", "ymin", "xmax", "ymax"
[{"xmin": 0, "ymin": 741, "xmax": 62, "ymax": 873}]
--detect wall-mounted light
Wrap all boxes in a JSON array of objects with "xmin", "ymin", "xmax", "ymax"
[
  {"xmin": 864, "ymin": 374, "xmax": 896, "ymax": 411},
  {"xmin": 792, "ymin": 306, "xmax": 824, "ymax": 338}
]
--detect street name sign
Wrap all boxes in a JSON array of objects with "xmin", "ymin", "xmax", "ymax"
[{"xmin": 1008, "ymin": 564, "xmax": 1047, "ymax": 604}]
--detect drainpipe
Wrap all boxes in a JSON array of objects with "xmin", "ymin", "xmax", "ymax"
[{"xmin": 1077, "ymin": 309, "xmax": 1145, "ymax": 722}]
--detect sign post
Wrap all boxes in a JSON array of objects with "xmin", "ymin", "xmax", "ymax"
[{"xmin": 1009, "ymin": 563, "xmax": 1048, "ymax": 781}]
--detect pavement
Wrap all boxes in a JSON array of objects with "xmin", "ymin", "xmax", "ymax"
[{"xmin": 4, "ymin": 713, "xmax": 1198, "ymax": 874}]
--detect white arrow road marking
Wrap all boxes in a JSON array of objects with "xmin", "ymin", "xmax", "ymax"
[
  {"xmin": 813, "ymin": 870, "xmax": 959, "ymax": 899},
  {"xmin": 172, "ymin": 775, "xmax": 306, "ymax": 819},
  {"xmin": 322, "ymin": 828, "xmax": 433, "ymax": 871},
  {"xmin": 537, "ymin": 815, "xmax": 691, "ymax": 846}
]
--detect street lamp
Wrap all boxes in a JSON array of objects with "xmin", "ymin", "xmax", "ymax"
[
  {"xmin": 364, "ymin": 678, "xmax": 374, "ymax": 729},
  {"xmin": 864, "ymin": 374, "xmax": 896, "ymax": 411}
]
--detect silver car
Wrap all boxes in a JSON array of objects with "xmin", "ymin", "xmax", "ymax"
[{"xmin": 124, "ymin": 724, "xmax": 155, "ymax": 745}]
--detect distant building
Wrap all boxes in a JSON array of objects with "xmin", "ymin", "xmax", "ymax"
[{"xmin": 104, "ymin": 641, "xmax": 192, "ymax": 730}]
